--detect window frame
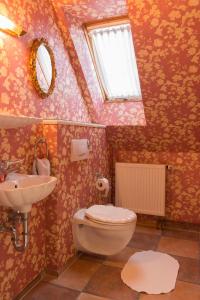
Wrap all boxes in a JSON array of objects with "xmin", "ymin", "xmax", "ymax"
[{"xmin": 83, "ymin": 16, "xmax": 142, "ymax": 102}]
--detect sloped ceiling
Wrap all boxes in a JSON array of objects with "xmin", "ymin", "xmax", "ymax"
[
  {"xmin": 52, "ymin": 0, "xmax": 146, "ymax": 125},
  {"xmin": 52, "ymin": 0, "xmax": 199, "ymax": 147},
  {"xmin": 108, "ymin": 0, "xmax": 200, "ymax": 150}
]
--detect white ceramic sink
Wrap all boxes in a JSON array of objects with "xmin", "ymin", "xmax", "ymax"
[{"xmin": 0, "ymin": 173, "xmax": 57, "ymax": 213}]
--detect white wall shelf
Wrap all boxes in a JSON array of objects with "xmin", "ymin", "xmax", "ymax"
[
  {"xmin": 0, "ymin": 113, "xmax": 106, "ymax": 129},
  {"xmin": 43, "ymin": 119, "xmax": 106, "ymax": 128},
  {"xmin": 0, "ymin": 113, "xmax": 42, "ymax": 129}
]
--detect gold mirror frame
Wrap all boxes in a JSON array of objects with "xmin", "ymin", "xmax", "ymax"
[{"xmin": 30, "ymin": 38, "xmax": 56, "ymax": 99}]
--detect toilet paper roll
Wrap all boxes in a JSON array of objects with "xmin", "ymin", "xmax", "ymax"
[{"xmin": 95, "ymin": 178, "xmax": 110, "ymax": 197}]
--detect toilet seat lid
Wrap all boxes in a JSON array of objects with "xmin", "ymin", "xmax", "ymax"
[{"xmin": 85, "ymin": 205, "xmax": 136, "ymax": 224}]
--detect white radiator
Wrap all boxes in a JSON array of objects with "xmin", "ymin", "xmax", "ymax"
[{"xmin": 115, "ymin": 163, "xmax": 166, "ymax": 216}]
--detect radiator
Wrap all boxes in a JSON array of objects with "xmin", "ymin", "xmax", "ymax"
[{"xmin": 115, "ymin": 163, "xmax": 166, "ymax": 216}]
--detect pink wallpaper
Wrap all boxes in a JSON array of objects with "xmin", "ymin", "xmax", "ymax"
[
  {"xmin": 0, "ymin": 123, "xmax": 110, "ymax": 299},
  {"xmin": 0, "ymin": 0, "xmax": 109, "ymax": 298},
  {"xmin": 0, "ymin": 0, "xmax": 200, "ymax": 298},
  {"xmin": 127, "ymin": 0, "xmax": 200, "ymax": 128},
  {"xmin": 107, "ymin": 119, "xmax": 199, "ymax": 224},
  {"xmin": 0, "ymin": 125, "xmax": 46, "ymax": 299},
  {"xmin": 106, "ymin": 0, "xmax": 200, "ymax": 224},
  {"xmin": 0, "ymin": 0, "xmax": 90, "ymax": 122},
  {"xmin": 109, "ymin": 146, "xmax": 200, "ymax": 224},
  {"xmin": 43, "ymin": 124, "xmax": 110, "ymax": 271},
  {"xmin": 52, "ymin": 0, "xmax": 146, "ymax": 125}
]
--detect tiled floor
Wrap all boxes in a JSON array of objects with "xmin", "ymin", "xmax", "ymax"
[{"xmin": 22, "ymin": 225, "xmax": 200, "ymax": 300}]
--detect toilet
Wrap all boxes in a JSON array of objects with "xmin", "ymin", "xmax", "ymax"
[{"xmin": 72, "ymin": 205, "xmax": 137, "ymax": 256}]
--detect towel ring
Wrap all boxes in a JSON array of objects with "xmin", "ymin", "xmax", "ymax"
[{"xmin": 34, "ymin": 137, "xmax": 48, "ymax": 159}]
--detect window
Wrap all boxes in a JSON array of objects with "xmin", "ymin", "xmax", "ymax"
[{"xmin": 85, "ymin": 18, "xmax": 142, "ymax": 101}]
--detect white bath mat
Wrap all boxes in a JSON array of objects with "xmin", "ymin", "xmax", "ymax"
[{"xmin": 121, "ymin": 250, "xmax": 179, "ymax": 294}]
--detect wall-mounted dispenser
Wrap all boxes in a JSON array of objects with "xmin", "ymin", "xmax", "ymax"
[{"xmin": 71, "ymin": 139, "xmax": 90, "ymax": 162}]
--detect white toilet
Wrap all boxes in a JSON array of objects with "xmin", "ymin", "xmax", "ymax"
[{"xmin": 72, "ymin": 205, "xmax": 137, "ymax": 256}]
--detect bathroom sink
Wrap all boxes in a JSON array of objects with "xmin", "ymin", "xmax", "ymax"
[{"xmin": 0, "ymin": 173, "xmax": 57, "ymax": 213}]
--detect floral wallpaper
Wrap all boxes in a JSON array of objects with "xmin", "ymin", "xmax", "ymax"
[
  {"xmin": 52, "ymin": 0, "xmax": 146, "ymax": 125},
  {"xmin": 0, "ymin": 0, "xmax": 200, "ymax": 298},
  {"xmin": 108, "ymin": 154, "xmax": 200, "ymax": 224},
  {"xmin": 0, "ymin": 125, "xmax": 46, "ymax": 300},
  {"xmin": 0, "ymin": 0, "xmax": 109, "ymax": 298},
  {"xmin": 106, "ymin": 0, "xmax": 200, "ymax": 224},
  {"xmin": 128, "ymin": 0, "xmax": 200, "ymax": 129},
  {"xmin": 113, "ymin": 149, "xmax": 200, "ymax": 224},
  {"xmin": 107, "ymin": 121, "xmax": 199, "ymax": 225},
  {"xmin": 0, "ymin": 123, "xmax": 110, "ymax": 299},
  {"xmin": 0, "ymin": 0, "xmax": 90, "ymax": 122},
  {"xmin": 57, "ymin": 0, "xmax": 200, "ymax": 222},
  {"xmin": 43, "ymin": 124, "xmax": 110, "ymax": 271}
]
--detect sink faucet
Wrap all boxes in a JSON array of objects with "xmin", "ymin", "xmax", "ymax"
[{"xmin": 0, "ymin": 159, "xmax": 24, "ymax": 182}]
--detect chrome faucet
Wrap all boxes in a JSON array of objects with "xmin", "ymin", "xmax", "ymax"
[{"xmin": 0, "ymin": 159, "xmax": 24, "ymax": 181}]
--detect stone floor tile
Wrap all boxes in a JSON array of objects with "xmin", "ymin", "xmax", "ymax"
[
  {"xmin": 80, "ymin": 253, "xmax": 106, "ymax": 263},
  {"xmin": 174, "ymin": 255, "xmax": 200, "ymax": 284},
  {"xmin": 139, "ymin": 281, "xmax": 200, "ymax": 300},
  {"xmin": 77, "ymin": 292, "xmax": 112, "ymax": 300},
  {"xmin": 129, "ymin": 232, "xmax": 160, "ymax": 250},
  {"xmin": 158, "ymin": 236, "xmax": 200, "ymax": 259},
  {"xmin": 104, "ymin": 246, "xmax": 139, "ymax": 268},
  {"xmin": 43, "ymin": 258, "xmax": 101, "ymax": 291},
  {"xmin": 22, "ymin": 282, "xmax": 79, "ymax": 300},
  {"xmin": 84, "ymin": 265, "xmax": 138, "ymax": 300},
  {"xmin": 136, "ymin": 225, "xmax": 162, "ymax": 236},
  {"xmin": 162, "ymin": 229, "xmax": 199, "ymax": 241}
]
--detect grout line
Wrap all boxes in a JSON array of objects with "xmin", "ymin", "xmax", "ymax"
[
  {"xmin": 175, "ymin": 280, "xmax": 200, "ymax": 286},
  {"xmin": 43, "ymin": 252, "xmax": 103, "ymax": 293},
  {"xmin": 82, "ymin": 263, "xmax": 105, "ymax": 294},
  {"xmin": 44, "ymin": 252, "xmax": 82, "ymax": 278},
  {"xmin": 46, "ymin": 280, "xmax": 83, "ymax": 292},
  {"xmin": 43, "ymin": 281, "xmax": 82, "ymax": 293}
]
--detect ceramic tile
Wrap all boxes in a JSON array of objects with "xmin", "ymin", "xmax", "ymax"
[
  {"xmin": 129, "ymin": 232, "xmax": 160, "ymax": 250},
  {"xmin": 174, "ymin": 255, "xmax": 200, "ymax": 284},
  {"xmin": 158, "ymin": 237, "xmax": 200, "ymax": 259},
  {"xmin": 162, "ymin": 229, "xmax": 199, "ymax": 241},
  {"xmin": 43, "ymin": 258, "xmax": 101, "ymax": 291},
  {"xmin": 77, "ymin": 292, "xmax": 112, "ymax": 300},
  {"xmin": 24, "ymin": 227, "xmax": 200, "ymax": 300},
  {"xmin": 84, "ymin": 265, "xmax": 138, "ymax": 300},
  {"xmin": 104, "ymin": 247, "xmax": 139, "ymax": 268},
  {"xmin": 139, "ymin": 281, "xmax": 200, "ymax": 300},
  {"xmin": 163, "ymin": 221, "xmax": 200, "ymax": 232},
  {"xmin": 80, "ymin": 253, "xmax": 106, "ymax": 263},
  {"xmin": 135, "ymin": 225, "xmax": 162, "ymax": 236},
  {"xmin": 22, "ymin": 282, "xmax": 79, "ymax": 300}
]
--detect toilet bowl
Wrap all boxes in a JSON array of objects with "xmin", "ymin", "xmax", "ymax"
[{"xmin": 72, "ymin": 205, "xmax": 137, "ymax": 256}]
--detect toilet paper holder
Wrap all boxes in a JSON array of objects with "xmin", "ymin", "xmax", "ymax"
[{"xmin": 95, "ymin": 175, "xmax": 110, "ymax": 197}]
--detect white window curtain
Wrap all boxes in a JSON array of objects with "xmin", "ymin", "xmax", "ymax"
[{"xmin": 89, "ymin": 24, "xmax": 142, "ymax": 100}]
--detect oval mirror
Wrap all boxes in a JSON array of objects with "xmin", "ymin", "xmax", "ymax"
[{"xmin": 30, "ymin": 38, "xmax": 56, "ymax": 98}]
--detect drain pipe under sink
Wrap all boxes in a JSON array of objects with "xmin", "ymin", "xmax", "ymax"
[{"xmin": 0, "ymin": 211, "xmax": 29, "ymax": 252}]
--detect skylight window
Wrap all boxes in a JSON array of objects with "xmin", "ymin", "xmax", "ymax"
[{"xmin": 85, "ymin": 19, "xmax": 142, "ymax": 101}]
